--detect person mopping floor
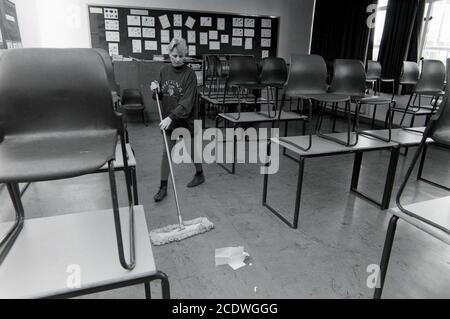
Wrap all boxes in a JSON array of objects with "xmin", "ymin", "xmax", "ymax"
[
  {"xmin": 151, "ymin": 37, "xmax": 205, "ymax": 203},
  {"xmin": 149, "ymin": 38, "xmax": 213, "ymax": 245}
]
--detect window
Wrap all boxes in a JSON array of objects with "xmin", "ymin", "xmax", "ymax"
[
  {"xmin": 420, "ymin": 0, "xmax": 450, "ymax": 62},
  {"xmin": 372, "ymin": 0, "xmax": 389, "ymax": 60}
]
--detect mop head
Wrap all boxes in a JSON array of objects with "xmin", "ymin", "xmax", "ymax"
[{"xmin": 150, "ymin": 217, "xmax": 214, "ymax": 246}]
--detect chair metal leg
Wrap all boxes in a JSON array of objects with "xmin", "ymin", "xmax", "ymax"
[
  {"xmin": 373, "ymin": 215, "xmax": 398, "ymax": 299},
  {"xmin": 0, "ymin": 183, "xmax": 25, "ymax": 266},
  {"xmin": 317, "ymin": 100, "xmax": 359, "ymax": 147},
  {"xmin": 108, "ymin": 158, "xmax": 136, "ymax": 270},
  {"xmin": 399, "ymin": 93, "xmax": 415, "ymax": 126}
]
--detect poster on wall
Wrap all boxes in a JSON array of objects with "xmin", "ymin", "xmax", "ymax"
[
  {"xmin": 88, "ymin": 5, "xmax": 279, "ymax": 60},
  {"xmin": 0, "ymin": 0, "xmax": 22, "ymax": 49}
]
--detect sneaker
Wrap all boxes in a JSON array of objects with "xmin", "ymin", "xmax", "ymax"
[
  {"xmin": 187, "ymin": 173, "xmax": 205, "ymax": 188},
  {"xmin": 153, "ymin": 186, "xmax": 167, "ymax": 202}
]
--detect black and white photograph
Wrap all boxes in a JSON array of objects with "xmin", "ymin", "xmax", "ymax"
[{"xmin": 0, "ymin": 0, "xmax": 449, "ymax": 307}]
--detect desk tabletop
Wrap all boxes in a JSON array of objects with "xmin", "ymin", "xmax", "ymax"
[
  {"xmin": 0, "ymin": 206, "xmax": 156, "ymax": 299},
  {"xmin": 362, "ymin": 128, "xmax": 432, "ymax": 146},
  {"xmin": 390, "ymin": 196, "xmax": 450, "ymax": 244},
  {"xmin": 219, "ymin": 111, "xmax": 307, "ymax": 123},
  {"xmin": 272, "ymin": 133, "xmax": 398, "ymax": 157}
]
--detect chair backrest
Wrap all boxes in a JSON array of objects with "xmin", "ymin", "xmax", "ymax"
[
  {"xmin": 430, "ymin": 58, "xmax": 450, "ymax": 147},
  {"xmin": 227, "ymin": 55, "xmax": 259, "ymax": 86},
  {"xmin": 260, "ymin": 57, "xmax": 288, "ymax": 87},
  {"xmin": 121, "ymin": 88, "xmax": 144, "ymax": 105},
  {"xmin": 400, "ymin": 61, "xmax": 420, "ymax": 85},
  {"xmin": 284, "ymin": 54, "xmax": 328, "ymax": 96},
  {"xmin": 0, "ymin": 48, "xmax": 116, "ymax": 137},
  {"xmin": 415, "ymin": 59, "xmax": 446, "ymax": 93},
  {"xmin": 366, "ymin": 60, "xmax": 382, "ymax": 80},
  {"xmin": 205, "ymin": 55, "xmax": 219, "ymax": 78},
  {"xmin": 328, "ymin": 59, "xmax": 366, "ymax": 97},
  {"xmin": 94, "ymin": 48, "xmax": 120, "ymax": 93}
]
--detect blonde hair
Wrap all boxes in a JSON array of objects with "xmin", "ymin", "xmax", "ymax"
[{"xmin": 167, "ymin": 38, "xmax": 188, "ymax": 56}]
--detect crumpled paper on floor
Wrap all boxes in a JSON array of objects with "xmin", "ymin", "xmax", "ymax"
[{"xmin": 215, "ymin": 246, "xmax": 250, "ymax": 270}]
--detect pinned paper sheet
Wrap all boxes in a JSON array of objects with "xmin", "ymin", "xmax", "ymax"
[
  {"xmin": 159, "ymin": 14, "xmax": 171, "ymax": 29},
  {"xmin": 215, "ymin": 246, "xmax": 250, "ymax": 270},
  {"xmin": 173, "ymin": 14, "xmax": 183, "ymax": 27},
  {"xmin": 209, "ymin": 30, "xmax": 218, "ymax": 40},
  {"xmin": 217, "ymin": 18, "xmax": 225, "ymax": 30},
  {"xmin": 174, "ymin": 29, "xmax": 182, "ymax": 39},
  {"xmin": 200, "ymin": 32, "xmax": 208, "ymax": 45},
  {"xmin": 187, "ymin": 30, "xmax": 196, "ymax": 43},
  {"xmin": 185, "ymin": 16, "xmax": 196, "ymax": 29},
  {"xmin": 209, "ymin": 41, "xmax": 220, "ymax": 50},
  {"xmin": 128, "ymin": 27, "xmax": 141, "ymax": 38},
  {"xmin": 161, "ymin": 30, "xmax": 170, "ymax": 43},
  {"xmin": 132, "ymin": 39, "xmax": 142, "ymax": 53},
  {"xmin": 127, "ymin": 15, "xmax": 141, "ymax": 26},
  {"xmin": 104, "ymin": 8, "xmax": 118, "ymax": 19},
  {"xmin": 188, "ymin": 45, "xmax": 196, "ymax": 56},
  {"xmin": 145, "ymin": 40, "xmax": 158, "ymax": 51},
  {"xmin": 143, "ymin": 28, "xmax": 155, "ymax": 38},
  {"xmin": 108, "ymin": 43, "xmax": 119, "ymax": 56},
  {"xmin": 142, "ymin": 16, "xmax": 155, "ymax": 27},
  {"xmin": 245, "ymin": 38, "xmax": 252, "ymax": 50},
  {"xmin": 105, "ymin": 19, "xmax": 119, "ymax": 31},
  {"xmin": 221, "ymin": 34, "xmax": 229, "ymax": 44},
  {"xmin": 106, "ymin": 31, "xmax": 120, "ymax": 42}
]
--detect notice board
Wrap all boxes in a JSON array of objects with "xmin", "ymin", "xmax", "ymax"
[{"xmin": 88, "ymin": 5, "xmax": 279, "ymax": 60}]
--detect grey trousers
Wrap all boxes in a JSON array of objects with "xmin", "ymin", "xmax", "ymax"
[{"xmin": 161, "ymin": 131, "xmax": 203, "ymax": 182}]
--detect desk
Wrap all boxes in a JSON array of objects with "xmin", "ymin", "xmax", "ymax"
[
  {"xmin": 374, "ymin": 196, "xmax": 450, "ymax": 299},
  {"xmin": 0, "ymin": 206, "xmax": 169, "ymax": 299},
  {"xmin": 216, "ymin": 111, "xmax": 308, "ymax": 174},
  {"xmin": 361, "ymin": 127, "xmax": 430, "ymax": 147},
  {"xmin": 263, "ymin": 133, "xmax": 400, "ymax": 228}
]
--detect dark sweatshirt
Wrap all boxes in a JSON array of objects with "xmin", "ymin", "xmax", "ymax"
[{"xmin": 154, "ymin": 64, "xmax": 197, "ymax": 132}]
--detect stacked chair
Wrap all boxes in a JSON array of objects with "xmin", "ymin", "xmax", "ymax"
[
  {"xmin": 221, "ymin": 55, "xmax": 265, "ymax": 120},
  {"xmin": 394, "ymin": 60, "xmax": 446, "ymax": 128},
  {"xmin": 258, "ymin": 57, "xmax": 288, "ymax": 118},
  {"xmin": 120, "ymin": 88, "xmax": 147, "ymax": 126},
  {"xmin": 374, "ymin": 58, "xmax": 450, "ymax": 299},
  {"xmin": 0, "ymin": 48, "xmax": 136, "ymax": 270}
]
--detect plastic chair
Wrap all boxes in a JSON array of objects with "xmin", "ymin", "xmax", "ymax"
[
  {"xmin": 259, "ymin": 57, "xmax": 288, "ymax": 118},
  {"xmin": 366, "ymin": 61, "xmax": 395, "ymax": 100},
  {"xmin": 121, "ymin": 88, "xmax": 147, "ymax": 126},
  {"xmin": 0, "ymin": 48, "xmax": 136, "ymax": 270},
  {"xmin": 397, "ymin": 60, "xmax": 446, "ymax": 128},
  {"xmin": 314, "ymin": 59, "xmax": 365, "ymax": 146},
  {"xmin": 373, "ymin": 58, "xmax": 450, "ymax": 299},
  {"xmin": 222, "ymin": 55, "xmax": 262, "ymax": 120}
]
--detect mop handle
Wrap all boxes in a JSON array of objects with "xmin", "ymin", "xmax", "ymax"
[{"xmin": 154, "ymin": 87, "xmax": 184, "ymax": 228}]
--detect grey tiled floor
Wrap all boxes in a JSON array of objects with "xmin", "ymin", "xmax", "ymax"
[{"xmin": 1, "ymin": 100, "xmax": 449, "ymax": 299}]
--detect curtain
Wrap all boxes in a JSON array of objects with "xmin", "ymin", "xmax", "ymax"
[
  {"xmin": 378, "ymin": 0, "xmax": 423, "ymax": 92},
  {"xmin": 311, "ymin": 0, "xmax": 376, "ymax": 64}
]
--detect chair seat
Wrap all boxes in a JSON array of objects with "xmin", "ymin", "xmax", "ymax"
[
  {"xmin": 306, "ymin": 93, "xmax": 350, "ymax": 103},
  {"xmin": 121, "ymin": 103, "xmax": 145, "ymax": 111},
  {"xmin": 0, "ymin": 130, "xmax": 117, "ymax": 183},
  {"xmin": 414, "ymin": 89, "xmax": 446, "ymax": 96},
  {"xmin": 358, "ymin": 95, "xmax": 393, "ymax": 104},
  {"xmin": 392, "ymin": 107, "xmax": 436, "ymax": 115},
  {"xmin": 432, "ymin": 129, "xmax": 450, "ymax": 148}
]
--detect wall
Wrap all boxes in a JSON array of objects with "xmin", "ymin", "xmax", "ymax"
[{"xmin": 13, "ymin": 0, "xmax": 315, "ymax": 59}]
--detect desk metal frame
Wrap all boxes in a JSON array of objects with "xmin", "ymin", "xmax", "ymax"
[
  {"xmin": 47, "ymin": 270, "xmax": 170, "ymax": 299},
  {"xmin": 262, "ymin": 140, "xmax": 400, "ymax": 229}
]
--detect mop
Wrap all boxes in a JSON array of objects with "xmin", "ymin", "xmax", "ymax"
[{"xmin": 149, "ymin": 87, "xmax": 214, "ymax": 246}]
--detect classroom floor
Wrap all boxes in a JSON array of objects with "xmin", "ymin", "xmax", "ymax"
[{"xmin": 0, "ymin": 95, "xmax": 449, "ymax": 299}]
